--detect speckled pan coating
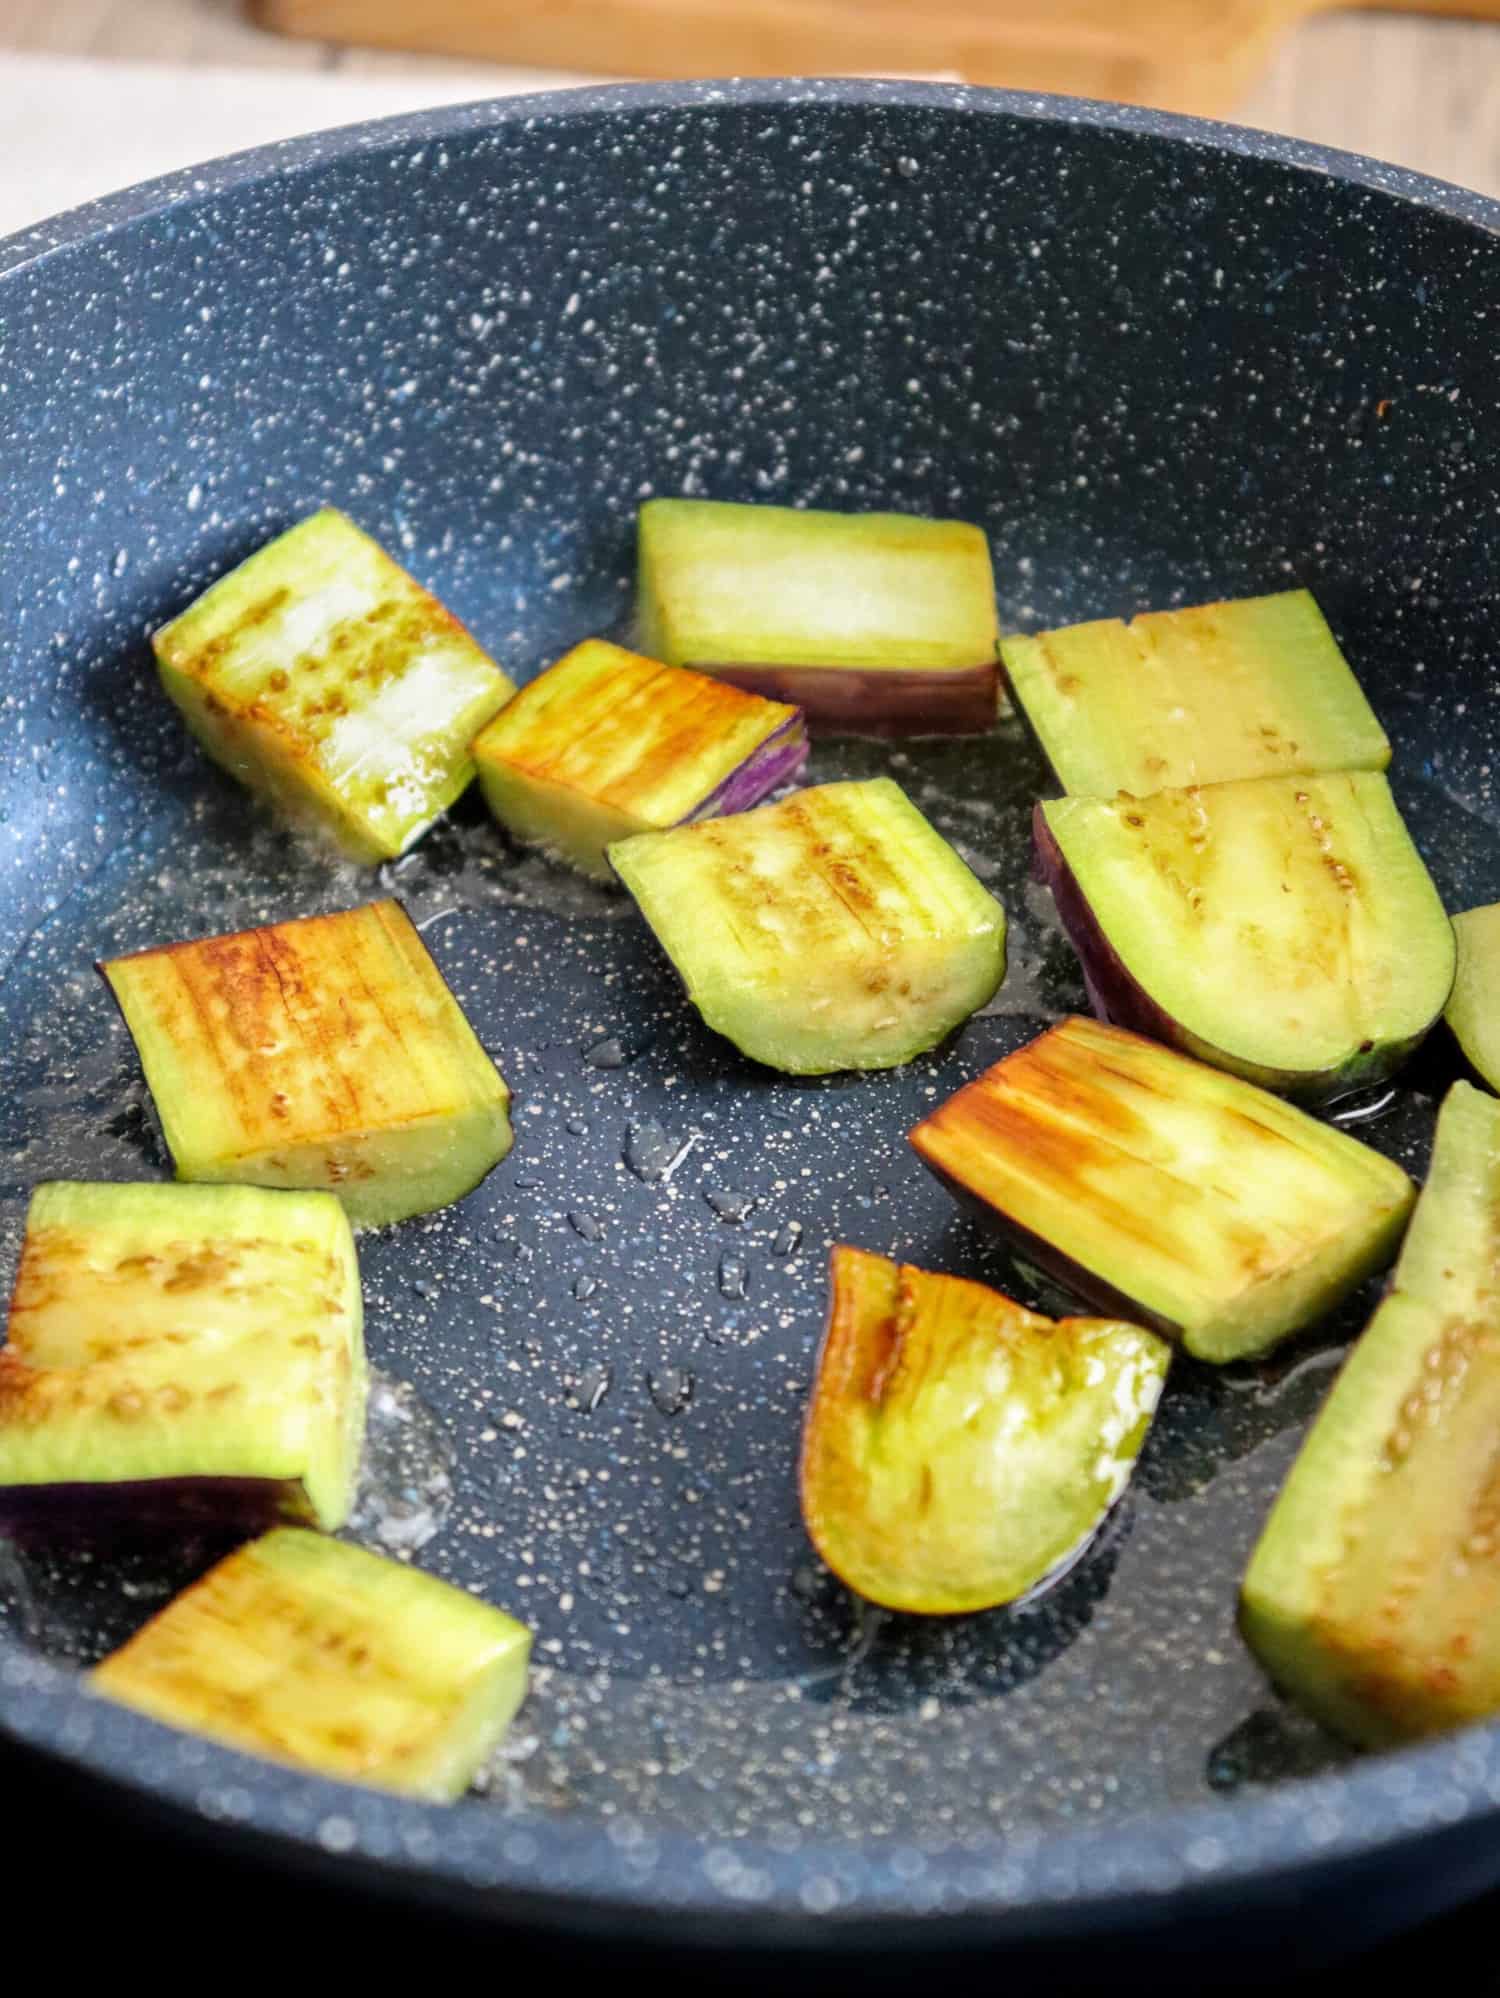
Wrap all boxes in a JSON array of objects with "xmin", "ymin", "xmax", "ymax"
[{"xmin": 2, "ymin": 79, "xmax": 1500, "ymax": 1956}]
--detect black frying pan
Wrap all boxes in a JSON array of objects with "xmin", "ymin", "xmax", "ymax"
[{"xmin": 1, "ymin": 80, "xmax": 1498, "ymax": 1968}]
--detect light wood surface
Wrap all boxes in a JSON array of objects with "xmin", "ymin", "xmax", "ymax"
[
  {"xmin": 253, "ymin": 0, "xmax": 1500, "ymax": 115},
  {"xmin": 2, "ymin": 0, "xmax": 1498, "ymax": 243}
]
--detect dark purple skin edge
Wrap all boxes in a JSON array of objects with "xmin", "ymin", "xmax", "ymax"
[
  {"xmin": 0, "ymin": 1475, "xmax": 302, "ymax": 1550},
  {"xmin": 698, "ymin": 659, "xmax": 999, "ymax": 737},
  {"xmin": 1030, "ymin": 803, "xmax": 1432, "ymax": 1109},
  {"xmin": 910, "ymin": 1148, "xmax": 1182, "ymax": 1341},
  {"xmin": 679, "ymin": 713, "xmax": 810, "ymax": 824}
]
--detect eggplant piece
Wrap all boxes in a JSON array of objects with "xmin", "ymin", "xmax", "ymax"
[
  {"xmin": 1036, "ymin": 771, "xmax": 1454, "ymax": 1105},
  {"xmin": 101, "ymin": 900, "xmax": 511, "ymax": 1228},
  {"xmin": 1241, "ymin": 1082, "xmax": 1500, "ymax": 1746},
  {"xmin": 908, "ymin": 1016, "xmax": 1414, "ymax": 1364},
  {"xmin": 608, "ymin": 777, "xmax": 1006, "ymax": 1074},
  {"xmin": 801, "ymin": 1246, "xmax": 1169, "ymax": 1614},
  {"xmin": 636, "ymin": 499, "xmax": 1000, "ymax": 735},
  {"xmin": 92, "ymin": 1527, "xmax": 531, "ymax": 1799},
  {"xmin": 1445, "ymin": 903, "xmax": 1500, "ymax": 1091},
  {"xmin": 1001, "ymin": 590, "xmax": 1389, "ymax": 797},
  {"xmin": 154, "ymin": 509, "xmax": 514, "ymax": 862},
  {"xmin": 472, "ymin": 637, "xmax": 808, "ymax": 880},
  {"xmin": 0, "ymin": 1182, "xmax": 364, "ymax": 1541}
]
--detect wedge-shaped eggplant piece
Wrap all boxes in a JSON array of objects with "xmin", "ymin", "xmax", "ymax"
[
  {"xmin": 92, "ymin": 1527, "xmax": 530, "ymax": 1799},
  {"xmin": 636, "ymin": 499, "xmax": 1000, "ymax": 735},
  {"xmin": 909, "ymin": 1016, "xmax": 1414, "ymax": 1364},
  {"xmin": 102, "ymin": 900, "xmax": 511, "ymax": 1228},
  {"xmin": 472, "ymin": 637, "xmax": 808, "ymax": 880},
  {"xmin": 0, "ymin": 1183, "xmax": 364, "ymax": 1541},
  {"xmin": 1002, "ymin": 590, "xmax": 1389, "ymax": 797},
  {"xmin": 1242, "ymin": 1082, "xmax": 1500, "ymax": 1746},
  {"xmin": 1445, "ymin": 904, "xmax": 1500, "ymax": 1092},
  {"xmin": 609, "ymin": 777, "xmax": 1006, "ymax": 1074},
  {"xmin": 1036, "ymin": 772, "xmax": 1454, "ymax": 1104},
  {"xmin": 801, "ymin": 1246, "xmax": 1170, "ymax": 1614},
  {"xmin": 154, "ymin": 509, "xmax": 514, "ymax": 862}
]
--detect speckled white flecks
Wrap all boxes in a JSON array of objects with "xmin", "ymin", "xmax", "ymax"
[{"xmin": 1, "ymin": 79, "xmax": 1499, "ymax": 1931}]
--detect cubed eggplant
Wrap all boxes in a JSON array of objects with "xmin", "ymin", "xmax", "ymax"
[
  {"xmin": 92, "ymin": 1527, "xmax": 531, "ymax": 1800},
  {"xmin": 1445, "ymin": 903, "xmax": 1500, "ymax": 1091},
  {"xmin": 1242, "ymin": 1082, "xmax": 1500, "ymax": 1746},
  {"xmin": 101, "ymin": 900, "xmax": 511, "ymax": 1227},
  {"xmin": 909, "ymin": 1016, "xmax": 1414, "ymax": 1364},
  {"xmin": 608, "ymin": 777, "xmax": 1006, "ymax": 1074},
  {"xmin": 472, "ymin": 637, "xmax": 808, "ymax": 879},
  {"xmin": 0, "ymin": 1182, "xmax": 364, "ymax": 1541},
  {"xmin": 1035, "ymin": 771, "xmax": 1454, "ymax": 1104},
  {"xmin": 636, "ymin": 499, "xmax": 1000, "ymax": 735},
  {"xmin": 154, "ymin": 509, "xmax": 514, "ymax": 861},
  {"xmin": 1001, "ymin": 590, "xmax": 1389, "ymax": 797},
  {"xmin": 801, "ymin": 1246, "xmax": 1169, "ymax": 1614}
]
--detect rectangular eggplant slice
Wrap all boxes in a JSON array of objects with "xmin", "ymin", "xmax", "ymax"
[
  {"xmin": 1036, "ymin": 771, "xmax": 1455, "ymax": 1105},
  {"xmin": 1445, "ymin": 904, "xmax": 1500, "ymax": 1092},
  {"xmin": 608, "ymin": 777, "xmax": 1006, "ymax": 1074},
  {"xmin": 471, "ymin": 637, "xmax": 808, "ymax": 880},
  {"xmin": 636, "ymin": 499, "xmax": 1000, "ymax": 735},
  {"xmin": 1241, "ymin": 1082, "xmax": 1500, "ymax": 1746},
  {"xmin": 92, "ymin": 1527, "xmax": 531, "ymax": 1800},
  {"xmin": 101, "ymin": 900, "xmax": 511, "ymax": 1228},
  {"xmin": 1001, "ymin": 589, "xmax": 1389, "ymax": 797},
  {"xmin": 154, "ymin": 508, "xmax": 515, "ymax": 862},
  {"xmin": 908, "ymin": 1016, "xmax": 1414, "ymax": 1364},
  {"xmin": 801, "ymin": 1246, "xmax": 1169, "ymax": 1614},
  {"xmin": 0, "ymin": 1183, "xmax": 364, "ymax": 1541}
]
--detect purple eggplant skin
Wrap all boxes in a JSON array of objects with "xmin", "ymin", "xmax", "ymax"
[
  {"xmin": 700, "ymin": 660, "xmax": 999, "ymax": 737},
  {"xmin": 681, "ymin": 713, "xmax": 810, "ymax": 823},
  {"xmin": 1032, "ymin": 804, "xmax": 1432, "ymax": 1109},
  {"xmin": 0, "ymin": 1475, "xmax": 298, "ymax": 1550}
]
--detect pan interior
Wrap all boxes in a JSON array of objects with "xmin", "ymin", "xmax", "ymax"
[{"xmin": 0, "ymin": 88, "xmax": 1497, "ymax": 1859}]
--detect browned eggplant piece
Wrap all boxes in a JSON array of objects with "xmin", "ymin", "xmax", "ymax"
[
  {"xmin": 801, "ymin": 1246, "xmax": 1169, "ymax": 1613},
  {"xmin": 908, "ymin": 1016, "xmax": 1415, "ymax": 1364}
]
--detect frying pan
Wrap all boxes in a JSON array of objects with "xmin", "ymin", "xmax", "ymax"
[{"xmin": 2, "ymin": 79, "xmax": 1498, "ymax": 1968}]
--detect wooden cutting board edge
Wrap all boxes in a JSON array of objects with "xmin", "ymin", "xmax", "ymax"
[{"xmin": 250, "ymin": 0, "xmax": 1500, "ymax": 117}]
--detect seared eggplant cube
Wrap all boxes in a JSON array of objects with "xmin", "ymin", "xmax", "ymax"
[
  {"xmin": 801, "ymin": 1246, "xmax": 1169, "ymax": 1614},
  {"xmin": 609, "ymin": 777, "xmax": 1006, "ymax": 1074},
  {"xmin": 1243, "ymin": 1083, "xmax": 1500, "ymax": 1746},
  {"xmin": 154, "ymin": 509, "xmax": 514, "ymax": 861},
  {"xmin": 1001, "ymin": 589, "xmax": 1389, "ymax": 797},
  {"xmin": 1036, "ymin": 771, "xmax": 1454, "ymax": 1104},
  {"xmin": 102, "ymin": 900, "xmax": 511, "ymax": 1228},
  {"xmin": 472, "ymin": 638, "xmax": 807, "ymax": 880},
  {"xmin": 1446, "ymin": 904, "xmax": 1500, "ymax": 1091},
  {"xmin": 0, "ymin": 1182, "xmax": 364, "ymax": 1541},
  {"xmin": 92, "ymin": 1527, "xmax": 531, "ymax": 1800},
  {"xmin": 636, "ymin": 499, "xmax": 1000, "ymax": 735},
  {"xmin": 909, "ymin": 1016, "xmax": 1414, "ymax": 1364}
]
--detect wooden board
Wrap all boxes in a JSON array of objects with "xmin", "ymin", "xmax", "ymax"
[{"xmin": 251, "ymin": 0, "xmax": 1500, "ymax": 116}]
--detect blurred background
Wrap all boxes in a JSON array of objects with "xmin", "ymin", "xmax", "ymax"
[{"xmin": 4, "ymin": 0, "xmax": 1500, "ymax": 237}]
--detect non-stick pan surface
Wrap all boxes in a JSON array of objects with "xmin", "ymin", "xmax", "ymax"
[{"xmin": 2, "ymin": 80, "xmax": 1499, "ymax": 1953}]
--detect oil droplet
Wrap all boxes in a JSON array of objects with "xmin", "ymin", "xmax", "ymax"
[
  {"xmin": 568, "ymin": 1211, "xmax": 603, "ymax": 1242},
  {"xmin": 705, "ymin": 1187, "xmax": 755, "ymax": 1223},
  {"xmin": 584, "ymin": 1036, "xmax": 628, "ymax": 1069},
  {"xmin": 625, "ymin": 1119, "xmax": 689, "ymax": 1182},
  {"xmin": 772, "ymin": 1220, "xmax": 804, "ymax": 1257},
  {"xmin": 573, "ymin": 1273, "xmax": 600, "ymax": 1300},
  {"xmin": 569, "ymin": 1365, "xmax": 611, "ymax": 1413},
  {"xmin": 718, "ymin": 1254, "xmax": 749, "ymax": 1300},
  {"xmin": 647, "ymin": 1367, "xmax": 694, "ymax": 1417}
]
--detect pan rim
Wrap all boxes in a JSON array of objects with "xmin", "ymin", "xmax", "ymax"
[{"xmin": 2, "ymin": 74, "xmax": 1499, "ymax": 1937}]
